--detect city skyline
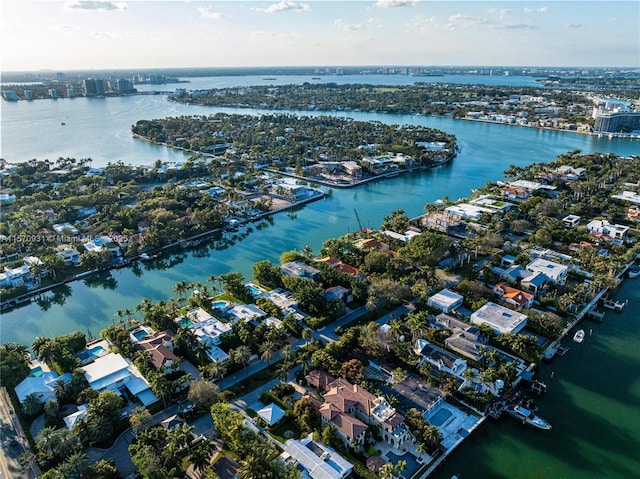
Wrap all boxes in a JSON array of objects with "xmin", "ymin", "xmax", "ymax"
[{"xmin": 1, "ymin": 1, "xmax": 639, "ymax": 72}]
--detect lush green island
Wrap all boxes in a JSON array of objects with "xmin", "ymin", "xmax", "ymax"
[
  {"xmin": 170, "ymin": 82, "xmax": 640, "ymax": 136},
  {"xmin": 0, "ymin": 113, "xmax": 455, "ymax": 304},
  {"xmin": 2, "ymin": 151, "xmax": 640, "ymax": 479}
]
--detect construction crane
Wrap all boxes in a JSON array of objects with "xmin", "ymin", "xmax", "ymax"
[{"xmin": 354, "ymin": 208, "xmax": 364, "ymax": 233}]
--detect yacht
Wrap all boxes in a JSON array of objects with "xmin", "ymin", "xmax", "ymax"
[
  {"xmin": 506, "ymin": 404, "xmax": 552, "ymax": 430},
  {"xmin": 628, "ymin": 266, "xmax": 640, "ymax": 279},
  {"xmin": 573, "ymin": 329, "xmax": 585, "ymax": 343}
]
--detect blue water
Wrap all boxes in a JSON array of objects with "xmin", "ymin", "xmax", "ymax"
[
  {"xmin": 178, "ymin": 318, "xmax": 194, "ymax": 328},
  {"xmin": 426, "ymin": 408, "xmax": 453, "ymax": 427},
  {"xmin": 77, "ymin": 345, "xmax": 105, "ymax": 361},
  {"xmin": 386, "ymin": 451, "xmax": 420, "ymax": 477},
  {"xmin": 29, "ymin": 366, "xmax": 43, "ymax": 377},
  {"xmin": 132, "ymin": 329, "xmax": 149, "ymax": 341},
  {"xmin": 211, "ymin": 300, "xmax": 230, "ymax": 310}
]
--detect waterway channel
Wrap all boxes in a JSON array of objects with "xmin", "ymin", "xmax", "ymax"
[{"xmin": 1, "ymin": 75, "xmax": 639, "ymax": 478}]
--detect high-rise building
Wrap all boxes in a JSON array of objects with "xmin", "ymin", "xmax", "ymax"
[
  {"xmin": 49, "ymin": 89, "xmax": 58, "ymax": 99},
  {"xmin": 66, "ymin": 86, "xmax": 75, "ymax": 98},
  {"xmin": 83, "ymin": 78, "xmax": 106, "ymax": 97},
  {"xmin": 56, "ymin": 72, "xmax": 66, "ymax": 82},
  {"xmin": 116, "ymin": 78, "xmax": 134, "ymax": 92},
  {"xmin": 2, "ymin": 91, "xmax": 18, "ymax": 101},
  {"xmin": 24, "ymin": 90, "xmax": 33, "ymax": 100}
]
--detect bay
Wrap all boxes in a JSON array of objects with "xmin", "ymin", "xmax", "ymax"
[{"xmin": 1, "ymin": 75, "xmax": 639, "ymax": 479}]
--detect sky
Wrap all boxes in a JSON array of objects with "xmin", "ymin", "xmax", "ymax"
[{"xmin": 1, "ymin": 0, "xmax": 638, "ymax": 72}]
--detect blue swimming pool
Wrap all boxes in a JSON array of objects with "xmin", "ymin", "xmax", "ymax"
[
  {"xmin": 426, "ymin": 407, "xmax": 453, "ymax": 427},
  {"xmin": 386, "ymin": 451, "xmax": 420, "ymax": 478},
  {"xmin": 30, "ymin": 366, "xmax": 44, "ymax": 377},
  {"xmin": 132, "ymin": 329, "xmax": 149, "ymax": 341},
  {"xmin": 77, "ymin": 345, "xmax": 106, "ymax": 361},
  {"xmin": 212, "ymin": 300, "xmax": 230, "ymax": 310},
  {"xmin": 178, "ymin": 318, "xmax": 194, "ymax": 328},
  {"xmin": 246, "ymin": 284, "xmax": 263, "ymax": 296}
]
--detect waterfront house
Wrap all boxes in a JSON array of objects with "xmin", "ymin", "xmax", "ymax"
[
  {"xmin": 526, "ymin": 258, "xmax": 568, "ymax": 285},
  {"xmin": 227, "ymin": 303, "xmax": 267, "ymax": 324},
  {"xmin": 427, "ymin": 289, "xmax": 464, "ymax": 313},
  {"xmin": 82, "ymin": 353, "xmax": 158, "ymax": 406},
  {"xmin": 316, "ymin": 256, "xmax": 363, "ymax": 278},
  {"xmin": 15, "ymin": 372, "xmax": 70, "ymax": 405},
  {"xmin": 586, "ymin": 219, "xmax": 629, "ymax": 239},
  {"xmin": 470, "ymin": 302, "xmax": 528, "ymax": 335},
  {"xmin": 132, "ymin": 329, "xmax": 177, "ymax": 371},
  {"xmin": 281, "ymin": 434, "xmax": 353, "ymax": 479},
  {"xmin": 493, "ymin": 282, "xmax": 534, "ymax": 309},
  {"xmin": 281, "ymin": 260, "xmax": 321, "ymax": 280},
  {"xmin": 444, "ymin": 331, "xmax": 486, "ymax": 364},
  {"xmin": 56, "ymin": 248, "xmax": 80, "ymax": 266},
  {"xmin": 444, "ymin": 203, "xmax": 495, "ymax": 221},
  {"xmin": 416, "ymin": 339, "xmax": 468, "ymax": 376},
  {"xmin": 420, "ymin": 212, "xmax": 464, "ymax": 235},
  {"xmin": 382, "ymin": 229, "xmax": 421, "ymax": 242}
]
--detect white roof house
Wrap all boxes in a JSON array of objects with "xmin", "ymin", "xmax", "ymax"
[
  {"xmin": 444, "ymin": 203, "xmax": 494, "ymax": 221},
  {"xmin": 526, "ymin": 258, "xmax": 568, "ymax": 285},
  {"xmin": 427, "ymin": 289, "xmax": 464, "ymax": 313},
  {"xmin": 282, "ymin": 434, "xmax": 353, "ymax": 479},
  {"xmin": 82, "ymin": 353, "xmax": 158, "ymax": 406},
  {"xmin": 257, "ymin": 403, "xmax": 286, "ymax": 426},
  {"xmin": 470, "ymin": 302, "xmax": 528, "ymax": 335},
  {"xmin": 586, "ymin": 219, "xmax": 629, "ymax": 239},
  {"xmin": 15, "ymin": 372, "xmax": 68, "ymax": 404},
  {"xmin": 227, "ymin": 303, "xmax": 267, "ymax": 323}
]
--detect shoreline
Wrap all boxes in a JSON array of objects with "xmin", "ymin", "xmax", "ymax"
[{"xmin": 0, "ymin": 190, "xmax": 324, "ymax": 313}]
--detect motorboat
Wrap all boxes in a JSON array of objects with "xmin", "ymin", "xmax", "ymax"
[
  {"xmin": 573, "ymin": 329, "xmax": 585, "ymax": 343},
  {"xmin": 506, "ymin": 404, "xmax": 552, "ymax": 430},
  {"xmin": 628, "ymin": 266, "xmax": 640, "ymax": 279}
]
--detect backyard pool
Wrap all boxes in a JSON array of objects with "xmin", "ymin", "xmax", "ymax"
[
  {"xmin": 77, "ymin": 345, "xmax": 106, "ymax": 362},
  {"xmin": 386, "ymin": 451, "xmax": 420, "ymax": 478},
  {"xmin": 30, "ymin": 366, "xmax": 43, "ymax": 377},
  {"xmin": 211, "ymin": 300, "xmax": 230, "ymax": 310},
  {"xmin": 246, "ymin": 283, "xmax": 264, "ymax": 297},
  {"xmin": 178, "ymin": 318, "xmax": 194, "ymax": 328},
  {"xmin": 132, "ymin": 329, "xmax": 149, "ymax": 341},
  {"xmin": 426, "ymin": 407, "xmax": 453, "ymax": 427}
]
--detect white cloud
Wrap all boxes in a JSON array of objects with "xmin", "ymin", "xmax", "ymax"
[
  {"xmin": 492, "ymin": 23, "xmax": 537, "ymax": 30},
  {"xmin": 254, "ymin": 2, "xmax": 310, "ymax": 13},
  {"xmin": 375, "ymin": 0, "xmax": 419, "ymax": 8},
  {"xmin": 488, "ymin": 8, "xmax": 511, "ymax": 19},
  {"xmin": 90, "ymin": 30, "xmax": 134, "ymax": 39},
  {"xmin": 524, "ymin": 6, "xmax": 548, "ymax": 13},
  {"xmin": 335, "ymin": 18, "xmax": 364, "ymax": 32},
  {"xmin": 407, "ymin": 14, "xmax": 437, "ymax": 33},
  {"xmin": 64, "ymin": 1, "xmax": 126, "ymax": 11},
  {"xmin": 564, "ymin": 23, "xmax": 583, "ymax": 29},
  {"xmin": 54, "ymin": 24, "xmax": 81, "ymax": 34},
  {"xmin": 448, "ymin": 14, "xmax": 488, "ymax": 28},
  {"xmin": 334, "ymin": 18, "xmax": 379, "ymax": 32},
  {"xmin": 197, "ymin": 7, "xmax": 224, "ymax": 20}
]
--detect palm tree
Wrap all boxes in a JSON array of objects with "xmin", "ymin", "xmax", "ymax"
[
  {"xmin": 259, "ymin": 340, "xmax": 276, "ymax": 366},
  {"xmin": 22, "ymin": 393, "xmax": 43, "ymax": 417},
  {"xmin": 36, "ymin": 426, "xmax": 58, "ymax": 456},
  {"xmin": 173, "ymin": 280, "xmax": 190, "ymax": 304},
  {"xmin": 44, "ymin": 399, "xmax": 60, "ymax": 421},
  {"xmin": 203, "ymin": 359, "xmax": 227, "ymax": 383},
  {"xmin": 58, "ymin": 451, "xmax": 89, "ymax": 479},
  {"xmin": 231, "ymin": 345, "xmax": 251, "ymax": 377},
  {"xmin": 175, "ymin": 326, "xmax": 199, "ymax": 351},
  {"xmin": 83, "ymin": 413, "xmax": 113, "ymax": 445},
  {"xmin": 130, "ymin": 406, "xmax": 152, "ymax": 435},
  {"xmin": 280, "ymin": 344, "xmax": 296, "ymax": 363},
  {"xmin": 301, "ymin": 327, "xmax": 313, "ymax": 345},
  {"xmin": 424, "ymin": 425, "xmax": 443, "ymax": 450},
  {"xmin": 277, "ymin": 361, "xmax": 291, "ymax": 383},
  {"xmin": 190, "ymin": 439, "xmax": 216, "ymax": 478},
  {"xmin": 53, "ymin": 378, "xmax": 69, "ymax": 402},
  {"xmin": 54, "ymin": 428, "xmax": 81, "ymax": 457}
]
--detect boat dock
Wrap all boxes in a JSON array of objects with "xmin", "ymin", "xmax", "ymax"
[{"xmin": 602, "ymin": 298, "xmax": 628, "ymax": 312}]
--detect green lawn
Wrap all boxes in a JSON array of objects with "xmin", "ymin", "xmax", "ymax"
[{"xmin": 268, "ymin": 418, "xmax": 301, "ymax": 443}]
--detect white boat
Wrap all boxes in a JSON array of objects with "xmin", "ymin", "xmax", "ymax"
[
  {"xmin": 573, "ymin": 329, "xmax": 585, "ymax": 343},
  {"xmin": 506, "ymin": 404, "xmax": 552, "ymax": 430},
  {"xmin": 628, "ymin": 266, "xmax": 640, "ymax": 279}
]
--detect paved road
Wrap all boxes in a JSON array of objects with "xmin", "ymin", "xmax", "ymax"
[{"xmin": 0, "ymin": 388, "xmax": 37, "ymax": 479}]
